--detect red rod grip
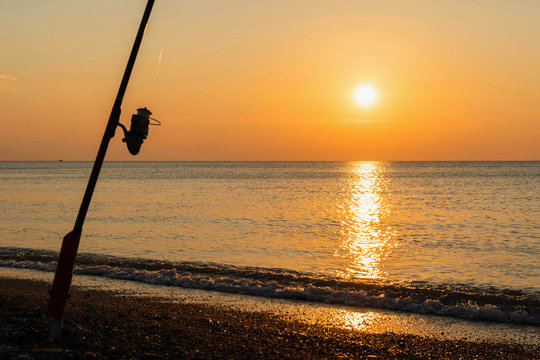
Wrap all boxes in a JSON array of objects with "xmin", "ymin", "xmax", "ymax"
[{"xmin": 47, "ymin": 231, "xmax": 82, "ymax": 319}]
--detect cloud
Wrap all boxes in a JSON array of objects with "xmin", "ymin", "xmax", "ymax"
[
  {"xmin": 344, "ymin": 117, "xmax": 392, "ymax": 124},
  {"xmin": 0, "ymin": 74, "xmax": 17, "ymax": 81}
]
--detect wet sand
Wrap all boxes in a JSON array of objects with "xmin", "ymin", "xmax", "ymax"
[{"xmin": 1, "ymin": 278, "xmax": 538, "ymax": 359}]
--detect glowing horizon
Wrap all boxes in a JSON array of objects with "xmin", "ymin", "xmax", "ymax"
[{"xmin": 1, "ymin": 0, "xmax": 539, "ymax": 161}]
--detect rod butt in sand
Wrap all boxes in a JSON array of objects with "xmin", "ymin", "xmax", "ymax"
[{"xmin": 49, "ymin": 318, "xmax": 62, "ymax": 340}]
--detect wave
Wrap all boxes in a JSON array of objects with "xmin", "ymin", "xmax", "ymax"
[{"xmin": 1, "ymin": 247, "xmax": 538, "ymax": 326}]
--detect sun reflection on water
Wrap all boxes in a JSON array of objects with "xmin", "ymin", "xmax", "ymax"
[{"xmin": 336, "ymin": 162, "xmax": 395, "ymax": 279}]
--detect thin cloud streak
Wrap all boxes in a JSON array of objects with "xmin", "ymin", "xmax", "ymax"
[
  {"xmin": 344, "ymin": 118, "xmax": 392, "ymax": 124},
  {"xmin": 0, "ymin": 74, "xmax": 17, "ymax": 81},
  {"xmin": 155, "ymin": 49, "xmax": 163, "ymax": 75}
]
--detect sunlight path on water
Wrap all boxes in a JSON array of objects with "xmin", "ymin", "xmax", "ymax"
[{"xmin": 335, "ymin": 161, "xmax": 396, "ymax": 279}]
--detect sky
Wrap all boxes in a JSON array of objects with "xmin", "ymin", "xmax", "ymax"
[{"xmin": 1, "ymin": 0, "xmax": 539, "ymax": 161}]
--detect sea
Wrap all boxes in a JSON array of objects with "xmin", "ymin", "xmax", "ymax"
[{"xmin": 1, "ymin": 161, "xmax": 539, "ymax": 342}]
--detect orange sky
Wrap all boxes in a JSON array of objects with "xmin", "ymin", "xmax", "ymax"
[{"xmin": 1, "ymin": 0, "xmax": 539, "ymax": 160}]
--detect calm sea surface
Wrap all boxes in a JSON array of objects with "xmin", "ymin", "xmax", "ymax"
[{"xmin": 1, "ymin": 161, "xmax": 539, "ymax": 324}]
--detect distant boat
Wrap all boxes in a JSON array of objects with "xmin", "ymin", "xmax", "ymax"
[{"xmin": 58, "ymin": 160, "xmax": 63, "ymax": 162}]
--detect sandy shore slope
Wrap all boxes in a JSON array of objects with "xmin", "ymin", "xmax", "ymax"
[{"xmin": 1, "ymin": 278, "xmax": 538, "ymax": 359}]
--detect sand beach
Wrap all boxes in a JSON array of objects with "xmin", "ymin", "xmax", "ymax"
[{"xmin": 1, "ymin": 278, "xmax": 538, "ymax": 359}]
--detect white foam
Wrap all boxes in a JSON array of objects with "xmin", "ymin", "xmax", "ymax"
[{"xmin": 1, "ymin": 259, "xmax": 538, "ymax": 326}]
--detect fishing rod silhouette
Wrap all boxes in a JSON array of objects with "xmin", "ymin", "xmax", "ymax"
[{"xmin": 47, "ymin": 0, "xmax": 158, "ymax": 339}]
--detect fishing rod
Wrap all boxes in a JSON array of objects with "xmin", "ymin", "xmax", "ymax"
[{"xmin": 47, "ymin": 0, "xmax": 157, "ymax": 339}]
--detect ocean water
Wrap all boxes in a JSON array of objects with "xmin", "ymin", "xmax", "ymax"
[{"xmin": 1, "ymin": 161, "xmax": 539, "ymax": 326}]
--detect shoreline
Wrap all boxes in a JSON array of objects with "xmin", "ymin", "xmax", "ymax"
[{"xmin": 1, "ymin": 278, "xmax": 538, "ymax": 359}]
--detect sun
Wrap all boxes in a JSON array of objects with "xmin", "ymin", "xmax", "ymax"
[{"xmin": 353, "ymin": 84, "xmax": 378, "ymax": 108}]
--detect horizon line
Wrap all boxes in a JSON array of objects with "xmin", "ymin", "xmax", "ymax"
[{"xmin": 1, "ymin": 160, "xmax": 539, "ymax": 162}]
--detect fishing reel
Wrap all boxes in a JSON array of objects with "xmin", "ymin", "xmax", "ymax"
[{"xmin": 118, "ymin": 107, "xmax": 161, "ymax": 155}]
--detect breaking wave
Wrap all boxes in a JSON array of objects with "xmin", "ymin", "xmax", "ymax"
[{"xmin": 1, "ymin": 247, "xmax": 539, "ymax": 325}]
